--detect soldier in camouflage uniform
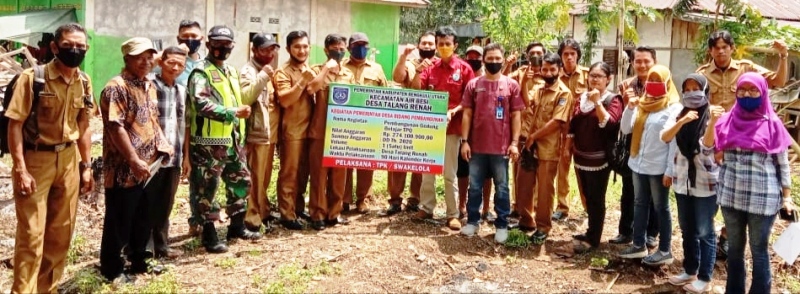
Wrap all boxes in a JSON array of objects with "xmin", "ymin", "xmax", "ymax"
[{"xmin": 187, "ymin": 25, "xmax": 269, "ymax": 253}]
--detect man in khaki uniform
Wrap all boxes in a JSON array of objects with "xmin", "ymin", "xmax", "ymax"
[
  {"xmin": 696, "ymin": 30, "xmax": 787, "ymax": 111},
  {"xmin": 8, "ymin": 23, "xmax": 94, "ymax": 293},
  {"xmin": 274, "ymin": 30, "xmax": 316, "ymax": 230},
  {"xmin": 553, "ymin": 38, "xmax": 588, "ymax": 221},
  {"xmin": 305, "ymin": 33, "xmax": 356, "ymax": 230},
  {"xmin": 522, "ymin": 52, "xmax": 573, "ymax": 245},
  {"xmin": 508, "ymin": 41, "xmax": 546, "ymax": 219},
  {"xmin": 384, "ymin": 31, "xmax": 437, "ymax": 215},
  {"xmin": 342, "ymin": 32, "xmax": 389, "ymax": 214},
  {"xmin": 241, "ymin": 33, "xmax": 280, "ymax": 231}
]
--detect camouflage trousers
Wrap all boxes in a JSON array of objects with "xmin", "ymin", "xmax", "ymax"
[{"xmin": 188, "ymin": 142, "xmax": 252, "ymax": 225}]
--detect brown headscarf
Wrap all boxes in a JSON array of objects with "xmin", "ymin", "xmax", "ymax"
[{"xmin": 630, "ymin": 64, "xmax": 679, "ymax": 157}]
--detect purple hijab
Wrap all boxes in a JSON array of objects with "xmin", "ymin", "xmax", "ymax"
[{"xmin": 714, "ymin": 72, "xmax": 793, "ymax": 154}]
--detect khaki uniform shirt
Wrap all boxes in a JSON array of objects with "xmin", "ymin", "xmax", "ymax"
[
  {"xmin": 528, "ymin": 80, "xmax": 573, "ymax": 161},
  {"xmin": 343, "ymin": 59, "xmax": 388, "ymax": 87},
  {"xmin": 6, "ymin": 62, "xmax": 92, "ymax": 145},
  {"xmin": 520, "ymin": 76, "xmax": 545, "ymax": 137},
  {"xmin": 308, "ymin": 65, "xmax": 356, "ymax": 139},
  {"xmin": 696, "ymin": 59, "xmax": 777, "ymax": 111},
  {"xmin": 241, "ymin": 59, "xmax": 278, "ymax": 144},
  {"xmin": 559, "ymin": 66, "xmax": 589, "ymax": 103},
  {"xmin": 274, "ymin": 61, "xmax": 313, "ymax": 141}
]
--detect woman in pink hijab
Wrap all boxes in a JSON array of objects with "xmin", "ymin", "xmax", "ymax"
[{"xmin": 713, "ymin": 72, "xmax": 796, "ymax": 294}]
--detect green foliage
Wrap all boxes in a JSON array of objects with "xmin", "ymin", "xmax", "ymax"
[
  {"xmin": 61, "ymin": 268, "xmax": 106, "ymax": 294},
  {"xmin": 214, "ymin": 257, "xmax": 237, "ymax": 270},
  {"xmin": 182, "ymin": 237, "xmax": 202, "ymax": 252},
  {"xmin": 260, "ymin": 262, "xmax": 341, "ymax": 294},
  {"xmin": 399, "ymin": 0, "xmax": 482, "ymax": 44},
  {"xmin": 474, "ymin": 0, "xmax": 571, "ymax": 53},
  {"xmin": 66, "ymin": 234, "xmax": 88, "ymax": 264},
  {"xmin": 580, "ymin": 0, "xmax": 661, "ymax": 66},
  {"xmin": 503, "ymin": 229, "xmax": 531, "ymax": 248},
  {"xmin": 590, "ymin": 257, "xmax": 609, "ymax": 268}
]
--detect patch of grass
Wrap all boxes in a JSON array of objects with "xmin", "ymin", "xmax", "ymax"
[
  {"xmin": 183, "ymin": 238, "xmax": 201, "ymax": 252},
  {"xmin": 504, "ymin": 254, "xmax": 519, "ymax": 264},
  {"xmin": 247, "ymin": 249, "xmax": 262, "ymax": 257},
  {"xmin": 503, "ymin": 229, "xmax": 531, "ymax": 248},
  {"xmin": 214, "ymin": 257, "xmax": 237, "ymax": 270},
  {"xmin": 778, "ymin": 270, "xmax": 800, "ymax": 293},
  {"xmin": 260, "ymin": 261, "xmax": 341, "ymax": 294},
  {"xmin": 61, "ymin": 267, "xmax": 105, "ymax": 294},
  {"xmin": 66, "ymin": 234, "xmax": 88, "ymax": 264},
  {"xmin": 590, "ymin": 257, "xmax": 609, "ymax": 268},
  {"xmin": 99, "ymin": 272, "xmax": 181, "ymax": 294}
]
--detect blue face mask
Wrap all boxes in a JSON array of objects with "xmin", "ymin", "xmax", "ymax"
[
  {"xmin": 350, "ymin": 45, "xmax": 368, "ymax": 60},
  {"xmin": 737, "ymin": 96, "xmax": 762, "ymax": 112}
]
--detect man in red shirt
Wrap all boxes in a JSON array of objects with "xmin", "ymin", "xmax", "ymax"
[
  {"xmin": 414, "ymin": 26, "xmax": 475, "ymax": 230},
  {"xmin": 459, "ymin": 43, "xmax": 523, "ymax": 243}
]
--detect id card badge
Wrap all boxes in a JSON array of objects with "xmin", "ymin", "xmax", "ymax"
[{"xmin": 496, "ymin": 96, "xmax": 504, "ymax": 120}]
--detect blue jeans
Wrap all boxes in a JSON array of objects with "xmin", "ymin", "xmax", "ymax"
[
  {"xmin": 721, "ymin": 207, "xmax": 777, "ymax": 294},
  {"xmin": 466, "ymin": 154, "xmax": 510, "ymax": 229},
  {"xmin": 632, "ymin": 172, "xmax": 672, "ymax": 252},
  {"xmin": 675, "ymin": 194, "xmax": 718, "ymax": 282}
]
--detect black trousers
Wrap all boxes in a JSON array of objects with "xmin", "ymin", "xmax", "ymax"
[
  {"xmin": 577, "ymin": 168, "xmax": 611, "ymax": 247},
  {"xmin": 144, "ymin": 167, "xmax": 180, "ymax": 253},
  {"xmin": 618, "ymin": 174, "xmax": 659, "ymax": 238},
  {"xmin": 100, "ymin": 185, "xmax": 152, "ymax": 280}
]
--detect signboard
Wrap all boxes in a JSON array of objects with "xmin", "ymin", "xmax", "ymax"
[{"xmin": 322, "ymin": 83, "xmax": 448, "ymax": 174}]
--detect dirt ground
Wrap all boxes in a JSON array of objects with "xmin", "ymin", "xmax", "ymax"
[{"xmin": 0, "ymin": 118, "xmax": 797, "ymax": 293}]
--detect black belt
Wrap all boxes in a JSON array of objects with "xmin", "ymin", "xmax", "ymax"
[{"xmin": 24, "ymin": 141, "xmax": 74, "ymax": 152}]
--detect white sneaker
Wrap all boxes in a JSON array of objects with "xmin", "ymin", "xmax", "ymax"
[
  {"xmin": 495, "ymin": 228, "xmax": 509, "ymax": 243},
  {"xmin": 668, "ymin": 272, "xmax": 697, "ymax": 286},
  {"xmin": 461, "ymin": 224, "xmax": 479, "ymax": 236}
]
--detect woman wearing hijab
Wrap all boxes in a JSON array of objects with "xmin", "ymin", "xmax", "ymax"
[
  {"xmin": 660, "ymin": 74, "xmax": 725, "ymax": 293},
  {"xmin": 568, "ymin": 62, "xmax": 624, "ymax": 253},
  {"xmin": 713, "ymin": 73, "xmax": 796, "ymax": 294},
  {"xmin": 618, "ymin": 64, "xmax": 681, "ymax": 266}
]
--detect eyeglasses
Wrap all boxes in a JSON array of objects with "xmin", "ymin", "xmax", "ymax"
[
  {"xmin": 736, "ymin": 88, "xmax": 760, "ymax": 98},
  {"xmin": 588, "ymin": 74, "xmax": 607, "ymax": 79}
]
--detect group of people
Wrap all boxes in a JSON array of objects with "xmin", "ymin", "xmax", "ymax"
[{"xmin": 5, "ymin": 18, "xmax": 796, "ymax": 294}]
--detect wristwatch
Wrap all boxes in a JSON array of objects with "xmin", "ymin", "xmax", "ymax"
[
  {"xmin": 461, "ymin": 138, "xmax": 469, "ymax": 144},
  {"xmin": 79, "ymin": 161, "xmax": 91, "ymax": 171}
]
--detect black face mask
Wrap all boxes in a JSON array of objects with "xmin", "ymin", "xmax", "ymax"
[
  {"xmin": 56, "ymin": 47, "xmax": 86, "ymax": 68},
  {"xmin": 466, "ymin": 60, "xmax": 482, "ymax": 72},
  {"xmin": 419, "ymin": 49, "xmax": 436, "ymax": 59},
  {"xmin": 485, "ymin": 62, "xmax": 502, "ymax": 75},
  {"xmin": 543, "ymin": 75, "xmax": 558, "ymax": 85},
  {"xmin": 210, "ymin": 46, "xmax": 232, "ymax": 61},
  {"xmin": 529, "ymin": 56, "xmax": 543, "ymax": 67},
  {"xmin": 179, "ymin": 39, "xmax": 202, "ymax": 54},
  {"xmin": 327, "ymin": 50, "xmax": 346, "ymax": 63}
]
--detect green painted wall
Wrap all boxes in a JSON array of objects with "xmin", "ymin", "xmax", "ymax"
[
  {"xmin": 85, "ymin": 32, "xmax": 128, "ymax": 99},
  {"xmin": 350, "ymin": 3, "xmax": 399, "ymax": 80},
  {"xmin": 0, "ymin": 0, "xmax": 18, "ymax": 15}
]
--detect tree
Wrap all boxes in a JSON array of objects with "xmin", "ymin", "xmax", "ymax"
[
  {"xmin": 473, "ymin": 0, "xmax": 572, "ymax": 53},
  {"xmin": 399, "ymin": 0, "xmax": 481, "ymax": 44},
  {"xmin": 580, "ymin": 0, "xmax": 660, "ymax": 67}
]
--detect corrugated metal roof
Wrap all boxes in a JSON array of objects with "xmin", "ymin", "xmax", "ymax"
[{"xmin": 568, "ymin": 0, "xmax": 800, "ymax": 21}]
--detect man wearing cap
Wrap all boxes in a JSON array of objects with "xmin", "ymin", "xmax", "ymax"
[
  {"xmin": 241, "ymin": 33, "xmax": 280, "ymax": 232},
  {"xmin": 342, "ymin": 32, "xmax": 389, "ymax": 214},
  {"xmin": 99, "ymin": 37, "xmax": 173, "ymax": 281},
  {"xmin": 464, "ymin": 45, "xmax": 484, "ymax": 76},
  {"xmin": 8, "ymin": 23, "xmax": 94, "ymax": 293},
  {"xmin": 385, "ymin": 31, "xmax": 438, "ymax": 216},
  {"xmin": 187, "ymin": 25, "xmax": 268, "ymax": 253}
]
